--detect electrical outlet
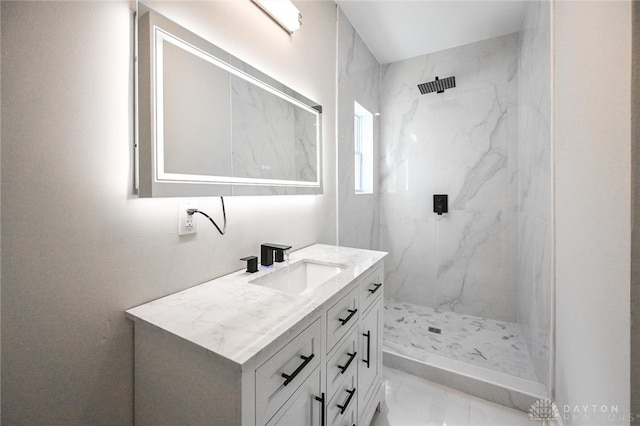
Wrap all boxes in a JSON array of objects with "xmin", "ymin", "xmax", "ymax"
[{"xmin": 178, "ymin": 200, "xmax": 197, "ymax": 236}]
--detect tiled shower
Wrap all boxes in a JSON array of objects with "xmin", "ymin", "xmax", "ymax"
[{"xmin": 337, "ymin": 1, "xmax": 552, "ymax": 409}]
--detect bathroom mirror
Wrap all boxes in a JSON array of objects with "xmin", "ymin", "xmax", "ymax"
[{"xmin": 136, "ymin": 4, "xmax": 322, "ymax": 197}]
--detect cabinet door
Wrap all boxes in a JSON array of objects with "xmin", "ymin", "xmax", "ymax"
[
  {"xmin": 266, "ymin": 367, "xmax": 322, "ymax": 426},
  {"xmin": 358, "ymin": 299, "xmax": 381, "ymax": 415},
  {"xmin": 339, "ymin": 403, "xmax": 357, "ymax": 426},
  {"xmin": 359, "ymin": 266, "xmax": 383, "ymax": 313}
]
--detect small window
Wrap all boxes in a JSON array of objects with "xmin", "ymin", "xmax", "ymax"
[{"xmin": 354, "ymin": 101, "xmax": 373, "ymax": 194}]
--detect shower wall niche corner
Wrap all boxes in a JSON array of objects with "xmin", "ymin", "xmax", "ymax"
[{"xmin": 136, "ymin": 5, "xmax": 323, "ymax": 197}]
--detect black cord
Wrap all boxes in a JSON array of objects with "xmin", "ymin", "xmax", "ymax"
[{"xmin": 186, "ymin": 197, "xmax": 226, "ymax": 235}]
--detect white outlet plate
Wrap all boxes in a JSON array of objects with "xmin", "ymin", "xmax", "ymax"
[{"xmin": 178, "ymin": 200, "xmax": 197, "ymax": 236}]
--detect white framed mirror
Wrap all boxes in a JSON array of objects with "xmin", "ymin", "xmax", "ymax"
[{"xmin": 136, "ymin": 4, "xmax": 323, "ymax": 197}]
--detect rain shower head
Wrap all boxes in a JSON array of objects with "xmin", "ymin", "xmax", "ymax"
[{"xmin": 418, "ymin": 76, "xmax": 456, "ymax": 95}]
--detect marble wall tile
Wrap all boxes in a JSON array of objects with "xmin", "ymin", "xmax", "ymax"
[
  {"xmin": 380, "ymin": 34, "xmax": 519, "ymax": 322},
  {"xmin": 518, "ymin": 1, "xmax": 552, "ymax": 225},
  {"xmin": 380, "ymin": 193, "xmax": 439, "ymax": 307},
  {"xmin": 517, "ymin": 0, "xmax": 552, "ymax": 391},
  {"xmin": 518, "ymin": 215, "xmax": 552, "ymax": 389},
  {"xmin": 337, "ymin": 8, "xmax": 381, "ymax": 250},
  {"xmin": 435, "ymin": 211, "xmax": 517, "ymax": 320}
]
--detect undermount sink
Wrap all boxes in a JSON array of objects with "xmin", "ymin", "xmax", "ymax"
[{"xmin": 249, "ymin": 260, "xmax": 347, "ymax": 295}]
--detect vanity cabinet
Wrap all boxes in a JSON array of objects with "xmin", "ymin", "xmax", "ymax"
[{"xmin": 127, "ymin": 245, "xmax": 386, "ymax": 426}]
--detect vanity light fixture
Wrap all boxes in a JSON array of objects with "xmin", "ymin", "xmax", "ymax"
[{"xmin": 252, "ymin": 0, "xmax": 302, "ymax": 34}]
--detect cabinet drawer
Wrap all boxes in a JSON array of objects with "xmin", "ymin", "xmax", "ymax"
[
  {"xmin": 359, "ymin": 266, "xmax": 383, "ymax": 312},
  {"xmin": 265, "ymin": 366, "xmax": 322, "ymax": 426},
  {"xmin": 326, "ymin": 368, "xmax": 357, "ymax": 426},
  {"xmin": 256, "ymin": 318, "xmax": 322, "ymax": 425},
  {"xmin": 338, "ymin": 403, "xmax": 357, "ymax": 426},
  {"xmin": 326, "ymin": 288, "xmax": 359, "ymax": 353},
  {"xmin": 326, "ymin": 328, "xmax": 358, "ymax": 401}
]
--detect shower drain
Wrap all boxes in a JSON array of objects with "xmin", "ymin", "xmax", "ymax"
[{"xmin": 428, "ymin": 326, "xmax": 442, "ymax": 334}]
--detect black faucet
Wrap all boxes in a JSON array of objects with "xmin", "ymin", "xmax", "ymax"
[{"xmin": 260, "ymin": 243, "xmax": 292, "ymax": 266}]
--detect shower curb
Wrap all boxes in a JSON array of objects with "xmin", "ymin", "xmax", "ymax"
[{"xmin": 383, "ymin": 349, "xmax": 548, "ymax": 413}]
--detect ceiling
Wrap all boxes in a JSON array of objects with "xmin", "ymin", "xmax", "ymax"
[{"xmin": 336, "ymin": 1, "xmax": 528, "ymax": 64}]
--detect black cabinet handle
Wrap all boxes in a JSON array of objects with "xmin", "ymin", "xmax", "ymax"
[
  {"xmin": 314, "ymin": 392, "xmax": 325, "ymax": 426},
  {"xmin": 338, "ymin": 308, "xmax": 358, "ymax": 326},
  {"xmin": 337, "ymin": 351, "xmax": 357, "ymax": 374},
  {"xmin": 281, "ymin": 353, "xmax": 314, "ymax": 386},
  {"xmin": 337, "ymin": 388, "xmax": 356, "ymax": 414},
  {"xmin": 368, "ymin": 283, "xmax": 382, "ymax": 294},
  {"xmin": 362, "ymin": 331, "xmax": 371, "ymax": 368}
]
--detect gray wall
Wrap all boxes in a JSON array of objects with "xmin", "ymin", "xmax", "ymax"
[
  {"xmin": 554, "ymin": 1, "xmax": 631, "ymax": 422},
  {"xmin": 0, "ymin": 2, "xmax": 2, "ymax": 415},
  {"xmin": 1, "ymin": 1, "xmax": 337, "ymax": 424},
  {"xmin": 632, "ymin": 0, "xmax": 640, "ymax": 420}
]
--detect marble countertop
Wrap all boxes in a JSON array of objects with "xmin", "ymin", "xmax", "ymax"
[{"xmin": 126, "ymin": 244, "xmax": 387, "ymax": 366}]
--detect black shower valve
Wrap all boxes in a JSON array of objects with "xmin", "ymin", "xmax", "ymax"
[{"xmin": 433, "ymin": 194, "xmax": 448, "ymax": 216}]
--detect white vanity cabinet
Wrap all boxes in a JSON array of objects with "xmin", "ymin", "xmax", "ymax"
[{"xmin": 126, "ymin": 244, "xmax": 386, "ymax": 426}]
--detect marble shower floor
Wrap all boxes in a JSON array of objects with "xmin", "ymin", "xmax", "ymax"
[{"xmin": 383, "ymin": 300, "xmax": 538, "ymax": 382}]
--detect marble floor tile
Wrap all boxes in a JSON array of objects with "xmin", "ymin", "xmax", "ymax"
[
  {"xmin": 372, "ymin": 366, "xmax": 532, "ymax": 426},
  {"xmin": 384, "ymin": 300, "xmax": 538, "ymax": 382}
]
